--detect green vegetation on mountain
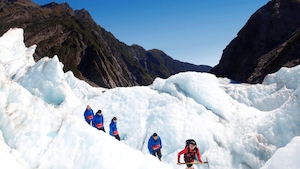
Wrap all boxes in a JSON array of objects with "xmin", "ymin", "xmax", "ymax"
[{"xmin": 0, "ymin": 0, "xmax": 211, "ymax": 88}]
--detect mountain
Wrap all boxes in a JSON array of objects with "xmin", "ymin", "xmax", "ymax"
[
  {"xmin": 1, "ymin": 28, "xmax": 300, "ymax": 168},
  {"xmin": 211, "ymin": 0, "xmax": 300, "ymax": 84},
  {"xmin": 0, "ymin": 0, "xmax": 211, "ymax": 88}
]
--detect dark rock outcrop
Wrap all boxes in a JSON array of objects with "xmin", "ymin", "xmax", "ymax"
[
  {"xmin": 211, "ymin": 0, "xmax": 300, "ymax": 83},
  {"xmin": 0, "ymin": 0, "xmax": 211, "ymax": 88}
]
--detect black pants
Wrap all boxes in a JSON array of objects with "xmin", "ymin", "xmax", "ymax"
[
  {"xmin": 151, "ymin": 149, "xmax": 162, "ymax": 160},
  {"xmin": 86, "ymin": 120, "xmax": 92, "ymax": 125},
  {"xmin": 97, "ymin": 127, "xmax": 106, "ymax": 132},
  {"xmin": 186, "ymin": 164, "xmax": 193, "ymax": 168},
  {"xmin": 114, "ymin": 134, "xmax": 120, "ymax": 141},
  {"xmin": 185, "ymin": 160, "xmax": 193, "ymax": 168}
]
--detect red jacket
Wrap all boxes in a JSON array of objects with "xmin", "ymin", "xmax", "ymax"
[{"xmin": 178, "ymin": 146, "xmax": 202, "ymax": 163}]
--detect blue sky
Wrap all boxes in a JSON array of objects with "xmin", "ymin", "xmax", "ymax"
[{"xmin": 33, "ymin": 0, "xmax": 269, "ymax": 66}]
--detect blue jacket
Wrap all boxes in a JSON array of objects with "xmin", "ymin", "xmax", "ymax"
[
  {"xmin": 92, "ymin": 114, "xmax": 104, "ymax": 129},
  {"xmin": 148, "ymin": 136, "xmax": 162, "ymax": 153},
  {"xmin": 84, "ymin": 109, "xmax": 94, "ymax": 122},
  {"xmin": 109, "ymin": 120, "xmax": 118, "ymax": 136}
]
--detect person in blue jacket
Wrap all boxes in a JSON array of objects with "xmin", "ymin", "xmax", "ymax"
[
  {"xmin": 148, "ymin": 133, "xmax": 162, "ymax": 161},
  {"xmin": 109, "ymin": 117, "xmax": 120, "ymax": 141},
  {"xmin": 83, "ymin": 105, "xmax": 94, "ymax": 125},
  {"xmin": 92, "ymin": 110, "xmax": 105, "ymax": 132}
]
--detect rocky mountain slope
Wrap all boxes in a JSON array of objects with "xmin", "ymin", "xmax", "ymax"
[
  {"xmin": 211, "ymin": 0, "xmax": 300, "ymax": 84},
  {"xmin": 0, "ymin": 0, "xmax": 211, "ymax": 88}
]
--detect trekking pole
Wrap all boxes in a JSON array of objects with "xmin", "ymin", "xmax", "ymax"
[{"xmin": 206, "ymin": 156, "xmax": 210, "ymax": 169}]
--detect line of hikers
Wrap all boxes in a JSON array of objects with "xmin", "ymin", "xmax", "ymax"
[
  {"xmin": 84, "ymin": 105, "xmax": 202, "ymax": 169},
  {"xmin": 84, "ymin": 105, "xmax": 120, "ymax": 141}
]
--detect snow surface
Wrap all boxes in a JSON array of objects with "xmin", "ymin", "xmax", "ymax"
[
  {"xmin": 260, "ymin": 136, "xmax": 300, "ymax": 169},
  {"xmin": 0, "ymin": 28, "xmax": 299, "ymax": 169}
]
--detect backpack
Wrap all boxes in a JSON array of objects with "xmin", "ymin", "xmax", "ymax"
[{"xmin": 184, "ymin": 139, "xmax": 198, "ymax": 162}]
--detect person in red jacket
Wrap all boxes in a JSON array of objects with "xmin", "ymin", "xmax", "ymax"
[{"xmin": 177, "ymin": 140, "xmax": 202, "ymax": 169}]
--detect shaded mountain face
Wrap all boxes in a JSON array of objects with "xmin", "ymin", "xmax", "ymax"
[
  {"xmin": 0, "ymin": 0, "xmax": 211, "ymax": 88},
  {"xmin": 211, "ymin": 0, "xmax": 300, "ymax": 84}
]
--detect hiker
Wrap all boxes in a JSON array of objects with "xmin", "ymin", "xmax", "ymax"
[
  {"xmin": 177, "ymin": 139, "xmax": 203, "ymax": 169},
  {"xmin": 148, "ymin": 133, "xmax": 162, "ymax": 161},
  {"xmin": 83, "ymin": 105, "xmax": 94, "ymax": 125},
  {"xmin": 109, "ymin": 117, "xmax": 120, "ymax": 141},
  {"xmin": 92, "ymin": 110, "xmax": 105, "ymax": 132}
]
